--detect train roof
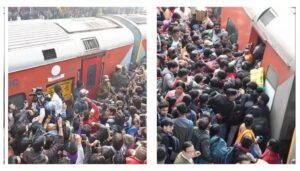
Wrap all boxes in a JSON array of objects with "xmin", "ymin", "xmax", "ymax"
[
  {"xmin": 111, "ymin": 14, "xmax": 147, "ymax": 39},
  {"xmin": 244, "ymin": 7, "xmax": 295, "ymax": 69},
  {"xmin": 120, "ymin": 14, "xmax": 147, "ymax": 25},
  {"xmin": 54, "ymin": 17, "xmax": 121, "ymax": 33},
  {"xmin": 8, "ymin": 17, "xmax": 135, "ymax": 73}
]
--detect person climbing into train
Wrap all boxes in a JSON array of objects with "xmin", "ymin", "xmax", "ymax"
[
  {"xmin": 110, "ymin": 64, "xmax": 123, "ymax": 92},
  {"xmin": 72, "ymin": 80, "xmax": 83, "ymax": 101},
  {"xmin": 74, "ymin": 89, "xmax": 89, "ymax": 118},
  {"xmin": 51, "ymin": 84, "xmax": 66, "ymax": 119},
  {"xmin": 119, "ymin": 66, "xmax": 130, "ymax": 88},
  {"xmin": 97, "ymin": 75, "xmax": 115, "ymax": 101}
]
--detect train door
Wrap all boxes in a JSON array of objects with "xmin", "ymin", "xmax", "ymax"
[{"xmin": 81, "ymin": 57, "xmax": 101, "ymax": 99}]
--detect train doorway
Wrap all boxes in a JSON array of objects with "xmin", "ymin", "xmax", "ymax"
[{"xmin": 81, "ymin": 57, "xmax": 101, "ymax": 99}]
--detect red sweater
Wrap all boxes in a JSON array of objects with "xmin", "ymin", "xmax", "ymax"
[
  {"xmin": 83, "ymin": 99, "xmax": 100, "ymax": 133},
  {"xmin": 126, "ymin": 156, "xmax": 146, "ymax": 164},
  {"xmin": 261, "ymin": 147, "xmax": 280, "ymax": 164}
]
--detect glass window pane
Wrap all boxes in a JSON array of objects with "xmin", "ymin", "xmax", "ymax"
[
  {"xmin": 9, "ymin": 93, "xmax": 26, "ymax": 111},
  {"xmin": 87, "ymin": 64, "xmax": 96, "ymax": 88},
  {"xmin": 226, "ymin": 17, "xmax": 238, "ymax": 43}
]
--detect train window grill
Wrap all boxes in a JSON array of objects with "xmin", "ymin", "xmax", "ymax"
[
  {"xmin": 43, "ymin": 49, "xmax": 57, "ymax": 60},
  {"xmin": 259, "ymin": 8, "xmax": 277, "ymax": 26},
  {"xmin": 82, "ymin": 38, "xmax": 99, "ymax": 51}
]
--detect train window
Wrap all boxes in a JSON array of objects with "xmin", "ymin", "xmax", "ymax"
[
  {"xmin": 259, "ymin": 8, "xmax": 277, "ymax": 26},
  {"xmin": 82, "ymin": 37, "xmax": 99, "ymax": 51},
  {"xmin": 226, "ymin": 17, "xmax": 238, "ymax": 44},
  {"xmin": 9, "ymin": 93, "xmax": 26, "ymax": 111},
  {"xmin": 43, "ymin": 49, "xmax": 57, "ymax": 60},
  {"xmin": 87, "ymin": 64, "xmax": 96, "ymax": 88}
]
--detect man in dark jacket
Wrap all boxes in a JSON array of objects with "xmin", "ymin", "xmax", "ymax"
[
  {"xmin": 192, "ymin": 116, "xmax": 212, "ymax": 164},
  {"xmin": 97, "ymin": 76, "xmax": 115, "ymax": 101},
  {"xmin": 159, "ymin": 118, "xmax": 179, "ymax": 163},
  {"xmin": 157, "ymin": 100, "xmax": 172, "ymax": 126},
  {"xmin": 172, "ymin": 102, "xmax": 193, "ymax": 148},
  {"xmin": 74, "ymin": 89, "xmax": 89, "ymax": 115},
  {"xmin": 245, "ymin": 93, "xmax": 270, "ymax": 151},
  {"xmin": 208, "ymin": 88, "xmax": 237, "ymax": 140},
  {"xmin": 110, "ymin": 65, "xmax": 122, "ymax": 92},
  {"xmin": 72, "ymin": 80, "xmax": 83, "ymax": 101}
]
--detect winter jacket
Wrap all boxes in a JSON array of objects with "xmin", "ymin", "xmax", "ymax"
[
  {"xmin": 126, "ymin": 156, "xmax": 145, "ymax": 164},
  {"xmin": 174, "ymin": 152, "xmax": 194, "ymax": 164},
  {"xmin": 161, "ymin": 68, "xmax": 176, "ymax": 94},
  {"xmin": 192, "ymin": 128, "xmax": 212, "ymax": 163},
  {"xmin": 172, "ymin": 117, "xmax": 193, "ymax": 147}
]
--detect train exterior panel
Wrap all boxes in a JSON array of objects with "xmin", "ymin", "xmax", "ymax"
[
  {"xmin": 220, "ymin": 7, "xmax": 252, "ymax": 50},
  {"xmin": 9, "ymin": 57, "xmax": 81, "ymax": 106},
  {"xmin": 219, "ymin": 7, "xmax": 295, "ymax": 163},
  {"xmin": 9, "ymin": 15, "xmax": 147, "ymax": 108}
]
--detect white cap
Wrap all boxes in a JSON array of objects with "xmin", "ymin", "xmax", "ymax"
[{"xmin": 79, "ymin": 89, "xmax": 89, "ymax": 97}]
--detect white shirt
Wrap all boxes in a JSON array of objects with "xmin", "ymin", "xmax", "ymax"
[{"xmin": 51, "ymin": 92, "xmax": 63, "ymax": 116}]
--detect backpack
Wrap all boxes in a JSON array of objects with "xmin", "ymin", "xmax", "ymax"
[
  {"xmin": 219, "ymin": 145, "xmax": 236, "ymax": 164},
  {"xmin": 201, "ymin": 106, "xmax": 216, "ymax": 124},
  {"xmin": 169, "ymin": 135, "xmax": 180, "ymax": 153},
  {"xmin": 210, "ymin": 136, "xmax": 228, "ymax": 163},
  {"xmin": 168, "ymin": 135, "xmax": 181, "ymax": 162}
]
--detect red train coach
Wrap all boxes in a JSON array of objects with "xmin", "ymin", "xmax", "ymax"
[
  {"xmin": 216, "ymin": 7, "xmax": 295, "ymax": 163},
  {"xmin": 8, "ymin": 14, "xmax": 147, "ymax": 109}
]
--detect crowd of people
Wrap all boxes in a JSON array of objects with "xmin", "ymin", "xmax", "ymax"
[
  {"xmin": 8, "ymin": 61, "xmax": 147, "ymax": 164},
  {"xmin": 8, "ymin": 7, "xmax": 146, "ymax": 21},
  {"xmin": 156, "ymin": 7, "xmax": 280, "ymax": 164}
]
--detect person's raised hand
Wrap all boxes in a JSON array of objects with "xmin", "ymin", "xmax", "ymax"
[
  {"xmin": 75, "ymin": 134, "xmax": 82, "ymax": 145},
  {"xmin": 57, "ymin": 116, "xmax": 63, "ymax": 128}
]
